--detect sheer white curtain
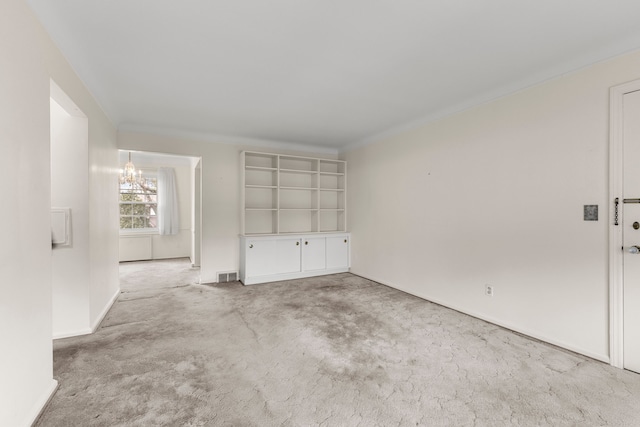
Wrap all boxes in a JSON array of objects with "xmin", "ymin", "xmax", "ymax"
[{"xmin": 157, "ymin": 167, "xmax": 179, "ymax": 235}]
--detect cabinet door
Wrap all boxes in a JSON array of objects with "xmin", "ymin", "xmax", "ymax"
[
  {"xmin": 276, "ymin": 238, "xmax": 301, "ymax": 274},
  {"xmin": 326, "ymin": 236, "xmax": 349, "ymax": 269},
  {"xmin": 245, "ymin": 239, "xmax": 277, "ymax": 277},
  {"xmin": 302, "ymin": 237, "xmax": 326, "ymax": 271}
]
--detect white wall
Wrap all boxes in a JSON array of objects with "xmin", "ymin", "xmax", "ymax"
[
  {"xmin": 50, "ymin": 97, "xmax": 91, "ymax": 337},
  {"xmin": 0, "ymin": 2, "xmax": 56, "ymax": 425},
  {"xmin": 119, "ymin": 154, "xmax": 193, "ymax": 261},
  {"xmin": 344, "ymin": 49, "xmax": 640, "ymax": 362},
  {"xmin": 118, "ymin": 132, "xmax": 337, "ymax": 283},
  {"xmin": 0, "ymin": 1, "xmax": 119, "ymax": 425}
]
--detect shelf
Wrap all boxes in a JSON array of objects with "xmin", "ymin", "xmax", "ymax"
[
  {"xmin": 246, "ymin": 166, "xmax": 277, "ymax": 171},
  {"xmin": 242, "ymin": 151, "xmax": 346, "ymax": 235},
  {"xmin": 280, "ymin": 186, "xmax": 318, "ymax": 191},
  {"xmin": 245, "ymin": 152, "xmax": 278, "ymax": 169},
  {"xmin": 319, "ymin": 160, "xmax": 345, "ymax": 174},
  {"xmin": 280, "ymin": 168, "xmax": 318, "ymax": 174},
  {"xmin": 245, "ymin": 209, "xmax": 277, "ymax": 235}
]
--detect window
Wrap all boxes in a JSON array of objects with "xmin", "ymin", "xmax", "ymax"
[{"xmin": 120, "ymin": 171, "xmax": 158, "ymax": 231}]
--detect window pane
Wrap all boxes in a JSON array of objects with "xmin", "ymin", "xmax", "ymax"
[
  {"xmin": 119, "ymin": 171, "xmax": 158, "ymax": 230},
  {"xmin": 120, "ymin": 216, "xmax": 133, "ymax": 229},
  {"xmin": 132, "ymin": 216, "xmax": 146, "ymax": 229},
  {"xmin": 132, "ymin": 204, "xmax": 146, "ymax": 216}
]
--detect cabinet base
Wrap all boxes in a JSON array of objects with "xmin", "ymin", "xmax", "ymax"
[{"xmin": 241, "ymin": 267, "xmax": 349, "ymax": 285}]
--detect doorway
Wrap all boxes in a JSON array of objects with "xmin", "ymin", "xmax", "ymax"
[
  {"xmin": 50, "ymin": 80, "xmax": 91, "ymax": 339},
  {"xmin": 117, "ymin": 150, "xmax": 202, "ymax": 280},
  {"xmin": 610, "ymin": 79, "xmax": 640, "ymax": 372}
]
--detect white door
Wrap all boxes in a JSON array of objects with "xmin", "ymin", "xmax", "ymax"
[
  {"xmin": 302, "ymin": 237, "xmax": 326, "ymax": 271},
  {"xmin": 246, "ymin": 239, "xmax": 277, "ymax": 277},
  {"xmin": 623, "ymin": 89, "xmax": 640, "ymax": 373},
  {"xmin": 326, "ymin": 236, "xmax": 349, "ymax": 269},
  {"xmin": 276, "ymin": 238, "xmax": 301, "ymax": 274}
]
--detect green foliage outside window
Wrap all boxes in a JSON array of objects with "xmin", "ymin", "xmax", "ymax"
[{"xmin": 119, "ymin": 176, "xmax": 158, "ymax": 230}]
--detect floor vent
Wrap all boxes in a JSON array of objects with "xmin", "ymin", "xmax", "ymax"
[{"xmin": 217, "ymin": 271, "xmax": 238, "ymax": 283}]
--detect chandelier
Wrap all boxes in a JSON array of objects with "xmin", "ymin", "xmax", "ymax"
[{"xmin": 119, "ymin": 152, "xmax": 143, "ymax": 185}]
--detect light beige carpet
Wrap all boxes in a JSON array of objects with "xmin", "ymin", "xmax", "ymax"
[{"xmin": 36, "ymin": 260, "xmax": 640, "ymax": 426}]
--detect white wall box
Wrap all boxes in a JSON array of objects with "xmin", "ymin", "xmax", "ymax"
[{"xmin": 240, "ymin": 233, "xmax": 350, "ymax": 285}]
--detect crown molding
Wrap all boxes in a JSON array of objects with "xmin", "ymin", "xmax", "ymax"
[
  {"xmin": 117, "ymin": 124, "xmax": 340, "ymax": 156},
  {"xmin": 341, "ymin": 43, "xmax": 640, "ymax": 154}
]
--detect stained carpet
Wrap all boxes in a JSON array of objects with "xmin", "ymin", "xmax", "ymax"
[{"xmin": 36, "ymin": 260, "xmax": 640, "ymax": 426}]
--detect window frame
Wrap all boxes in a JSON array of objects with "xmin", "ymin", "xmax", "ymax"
[{"xmin": 119, "ymin": 168, "xmax": 159, "ymax": 235}]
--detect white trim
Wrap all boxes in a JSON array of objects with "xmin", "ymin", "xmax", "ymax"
[
  {"xmin": 341, "ymin": 47, "xmax": 640, "ymax": 154},
  {"xmin": 119, "ymin": 228, "xmax": 159, "ymax": 236},
  {"xmin": 24, "ymin": 379, "xmax": 58, "ymax": 427},
  {"xmin": 53, "ymin": 327, "xmax": 92, "ymax": 341},
  {"xmin": 241, "ymin": 267, "xmax": 350, "ymax": 286},
  {"xmin": 609, "ymin": 79, "xmax": 640, "ymax": 369},
  {"xmin": 118, "ymin": 123, "xmax": 340, "ymax": 156},
  {"xmin": 90, "ymin": 287, "xmax": 120, "ymax": 332},
  {"xmin": 52, "ymin": 288, "xmax": 120, "ymax": 340},
  {"xmin": 353, "ymin": 272, "xmax": 610, "ymax": 363}
]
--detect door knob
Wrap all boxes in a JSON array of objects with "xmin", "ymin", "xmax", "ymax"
[
  {"xmin": 249, "ymin": 244, "xmax": 253, "ymax": 249},
  {"xmin": 628, "ymin": 245, "xmax": 640, "ymax": 254},
  {"xmin": 634, "ymin": 222, "xmax": 640, "ymax": 230}
]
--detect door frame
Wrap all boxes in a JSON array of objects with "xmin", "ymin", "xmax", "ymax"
[{"xmin": 609, "ymin": 79, "xmax": 640, "ymax": 369}]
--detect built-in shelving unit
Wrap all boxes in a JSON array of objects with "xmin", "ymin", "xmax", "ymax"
[{"xmin": 241, "ymin": 151, "xmax": 347, "ymax": 235}]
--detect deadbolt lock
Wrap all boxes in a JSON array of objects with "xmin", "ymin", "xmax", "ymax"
[{"xmin": 634, "ymin": 222, "xmax": 640, "ymax": 230}]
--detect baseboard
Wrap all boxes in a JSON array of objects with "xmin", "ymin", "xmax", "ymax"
[
  {"xmin": 241, "ymin": 268, "xmax": 350, "ymax": 285},
  {"xmin": 53, "ymin": 328, "xmax": 92, "ymax": 340},
  {"xmin": 26, "ymin": 379, "xmax": 58, "ymax": 427},
  {"xmin": 90, "ymin": 287, "xmax": 120, "ymax": 333},
  {"xmin": 352, "ymin": 272, "xmax": 610, "ymax": 364}
]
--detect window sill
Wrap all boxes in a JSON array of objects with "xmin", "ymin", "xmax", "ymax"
[{"xmin": 119, "ymin": 229, "xmax": 159, "ymax": 237}]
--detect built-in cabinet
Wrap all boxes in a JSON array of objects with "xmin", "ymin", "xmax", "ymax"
[
  {"xmin": 239, "ymin": 233, "xmax": 350, "ymax": 285},
  {"xmin": 240, "ymin": 151, "xmax": 349, "ymax": 285},
  {"xmin": 241, "ymin": 151, "xmax": 346, "ymax": 235}
]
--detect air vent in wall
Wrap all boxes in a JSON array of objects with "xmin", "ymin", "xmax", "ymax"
[{"xmin": 217, "ymin": 271, "xmax": 238, "ymax": 283}]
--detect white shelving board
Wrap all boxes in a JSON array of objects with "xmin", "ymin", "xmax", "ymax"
[{"xmin": 241, "ymin": 151, "xmax": 347, "ymax": 235}]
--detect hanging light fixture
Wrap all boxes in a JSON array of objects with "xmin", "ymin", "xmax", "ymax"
[{"xmin": 119, "ymin": 152, "xmax": 143, "ymax": 185}]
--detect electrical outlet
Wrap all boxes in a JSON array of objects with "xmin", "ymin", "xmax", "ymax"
[{"xmin": 485, "ymin": 285, "xmax": 494, "ymax": 297}]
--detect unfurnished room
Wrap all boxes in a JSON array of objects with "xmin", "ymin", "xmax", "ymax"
[{"xmin": 3, "ymin": 1, "xmax": 640, "ymax": 426}]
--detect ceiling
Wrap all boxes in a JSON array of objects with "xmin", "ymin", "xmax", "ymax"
[{"xmin": 28, "ymin": 1, "xmax": 640, "ymax": 152}]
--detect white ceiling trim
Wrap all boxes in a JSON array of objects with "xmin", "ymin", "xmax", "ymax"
[
  {"xmin": 118, "ymin": 124, "xmax": 339, "ymax": 156},
  {"xmin": 342, "ymin": 42, "xmax": 640, "ymax": 154}
]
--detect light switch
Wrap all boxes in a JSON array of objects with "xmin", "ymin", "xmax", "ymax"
[{"xmin": 584, "ymin": 205, "xmax": 598, "ymax": 221}]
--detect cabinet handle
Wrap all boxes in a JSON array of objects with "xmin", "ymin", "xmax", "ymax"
[
  {"xmin": 344, "ymin": 239, "xmax": 347, "ymax": 243},
  {"xmin": 296, "ymin": 242, "xmax": 299, "ymax": 246},
  {"xmin": 305, "ymin": 241, "xmax": 309, "ymax": 245},
  {"xmin": 249, "ymin": 244, "xmax": 253, "ymax": 249}
]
